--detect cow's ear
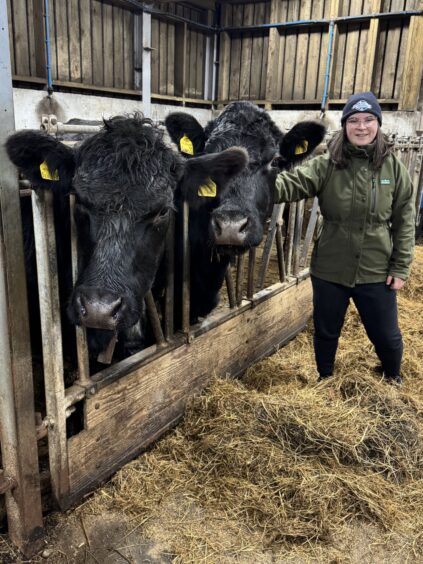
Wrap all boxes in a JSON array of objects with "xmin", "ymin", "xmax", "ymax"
[
  {"xmin": 6, "ymin": 130, "xmax": 75, "ymax": 190},
  {"xmin": 165, "ymin": 112, "xmax": 206, "ymax": 156},
  {"xmin": 277, "ymin": 121, "xmax": 326, "ymax": 168},
  {"xmin": 180, "ymin": 147, "xmax": 248, "ymax": 207}
]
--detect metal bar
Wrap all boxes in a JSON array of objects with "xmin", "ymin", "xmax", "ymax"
[
  {"xmin": 164, "ymin": 212, "xmax": 175, "ymax": 340},
  {"xmin": 69, "ymin": 194, "xmax": 91, "ymax": 386},
  {"xmin": 236, "ymin": 253, "xmax": 245, "ymax": 306},
  {"xmin": 43, "ymin": 0, "xmax": 53, "ymax": 95},
  {"xmin": 31, "ymin": 189, "xmax": 70, "ymax": 506},
  {"xmin": 257, "ymin": 203, "xmax": 284, "ymax": 290},
  {"xmin": 285, "ymin": 203, "xmax": 297, "ymax": 277},
  {"xmin": 293, "ymin": 200, "xmax": 305, "ymax": 276},
  {"xmin": 182, "ymin": 201, "xmax": 190, "ymax": 334},
  {"xmin": 145, "ymin": 290, "xmax": 165, "ymax": 345},
  {"xmin": 0, "ymin": 0, "xmax": 44, "ymax": 553},
  {"xmin": 275, "ymin": 224, "xmax": 286, "ymax": 283},
  {"xmin": 142, "ymin": 7, "xmax": 152, "ymax": 118},
  {"xmin": 221, "ymin": 10, "xmax": 423, "ymax": 33},
  {"xmin": 40, "ymin": 121, "xmax": 102, "ymax": 134},
  {"xmin": 321, "ymin": 19, "xmax": 335, "ymax": 113},
  {"xmin": 299, "ymin": 197, "xmax": 319, "ymax": 268},
  {"xmin": 225, "ymin": 265, "xmax": 236, "ymax": 309},
  {"xmin": 247, "ymin": 247, "xmax": 256, "ymax": 299}
]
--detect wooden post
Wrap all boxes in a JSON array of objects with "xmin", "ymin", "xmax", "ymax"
[
  {"xmin": 0, "ymin": 0, "xmax": 43, "ymax": 555},
  {"xmin": 174, "ymin": 21, "xmax": 187, "ymax": 98},
  {"xmin": 32, "ymin": 0, "xmax": 47, "ymax": 78},
  {"xmin": 265, "ymin": 0, "xmax": 281, "ymax": 107},
  {"xmin": 327, "ymin": 0, "xmax": 341, "ymax": 103},
  {"xmin": 142, "ymin": 7, "xmax": 152, "ymax": 117},
  {"xmin": 217, "ymin": 4, "xmax": 230, "ymax": 104},
  {"xmin": 362, "ymin": 0, "xmax": 382, "ymax": 92},
  {"xmin": 399, "ymin": 5, "xmax": 423, "ymax": 110}
]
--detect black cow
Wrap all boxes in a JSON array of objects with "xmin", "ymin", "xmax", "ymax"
[
  {"xmin": 6, "ymin": 114, "xmax": 247, "ymax": 360},
  {"xmin": 165, "ymin": 101, "xmax": 326, "ymax": 321}
]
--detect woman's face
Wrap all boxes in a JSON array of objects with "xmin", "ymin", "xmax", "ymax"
[{"xmin": 345, "ymin": 112, "xmax": 379, "ymax": 146}]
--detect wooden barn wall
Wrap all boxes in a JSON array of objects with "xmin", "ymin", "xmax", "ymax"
[
  {"xmin": 151, "ymin": 3, "xmax": 208, "ymax": 98},
  {"xmin": 218, "ymin": 0, "xmax": 423, "ymax": 108}
]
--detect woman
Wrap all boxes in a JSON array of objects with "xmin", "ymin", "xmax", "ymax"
[{"xmin": 274, "ymin": 92, "xmax": 415, "ymax": 384}]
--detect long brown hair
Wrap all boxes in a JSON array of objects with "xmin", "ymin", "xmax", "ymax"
[{"xmin": 327, "ymin": 126, "xmax": 392, "ymax": 170}]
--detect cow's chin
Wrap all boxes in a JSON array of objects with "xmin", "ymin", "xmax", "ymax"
[{"xmin": 214, "ymin": 244, "xmax": 250, "ymax": 257}]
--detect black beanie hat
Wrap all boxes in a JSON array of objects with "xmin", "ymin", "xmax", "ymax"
[{"xmin": 341, "ymin": 92, "xmax": 382, "ymax": 126}]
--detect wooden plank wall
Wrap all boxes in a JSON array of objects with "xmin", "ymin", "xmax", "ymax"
[
  {"xmin": 218, "ymin": 0, "xmax": 423, "ymax": 108},
  {"xmin": 6, "ymin": 0, "xmax": 423, "ymax": 108},
  {"xmin": 151, "ymin": 3, "xmax": 209, "ymax": 98},
  {"xmin": 9, "ymin": 0, "xmax": 134, "ymax": 89}
]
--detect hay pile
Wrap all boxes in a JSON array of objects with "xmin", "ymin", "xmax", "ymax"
[{"xmin": 83, "ymin": 247, "xmax": 423, "ymax": 562}]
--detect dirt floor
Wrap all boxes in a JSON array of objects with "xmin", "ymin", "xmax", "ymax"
[{"xmin": 1, "ymin": 245, "xmax": 423, "ymax": 564}]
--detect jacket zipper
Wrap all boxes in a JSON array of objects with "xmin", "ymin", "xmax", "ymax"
[{"xmin": 371, "ymin": 176, "xmax": 376, "ymax": 213}]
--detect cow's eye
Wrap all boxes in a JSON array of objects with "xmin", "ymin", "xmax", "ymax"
[{"xmin": 158, "ymin": 207, "xmax": 169, "ymax": 218}]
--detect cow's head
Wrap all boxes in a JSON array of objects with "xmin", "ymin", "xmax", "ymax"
[
  {"xmin": 166, "ymin": 102, "xmax": 325, "ymax": 255},
  {"xmin": 6, "ymin": 115, "xmax": 247, "ymax": 354}
]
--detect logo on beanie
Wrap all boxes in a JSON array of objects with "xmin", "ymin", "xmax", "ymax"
[{"xmin": 352, "ymin": 100, "xmax": 372, "ymax": 112}]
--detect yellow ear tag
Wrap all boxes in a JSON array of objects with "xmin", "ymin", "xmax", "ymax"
[
  {"xmin": 180, "ymin": 134, "xmax": 194, "ymax": 155},
  {"xmin": 294, "ymin": 140, "xmax": 309, "ymax": 155},
  {"xmin": 198, "ymin": 177, "xmax": 217, "ymax": 198},
  {"xmin": 40, "ymin": 160, "xmax": 59, "ymax": 181}
]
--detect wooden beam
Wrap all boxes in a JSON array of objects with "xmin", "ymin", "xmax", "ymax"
[
  {"xmin": 399, "ymin": 6, "xmax": 423, "ymax": 110},
  {"xmin": 265, "ymin": 0, "xmax": 280, "ymax": 107},
  {"xmin": 327, "ymin": 0, "xmax": 341, "ymax": 103},
  {"xmin": 217, "ymin": 4, "xmax": 230, "ymax": 104},
  {"xmin": 65, "ymin": 277, "xmax": 312, "ymax": 504},
  {"xmin": 362, "ymin": 0, "xmax": 382, "ymax": 92},
  {"xmin": 0, "ymin": 1, "xmax": 43, "ymax": 555},
  {"xmin": 174, "ymin": 21, "xmax": 187, "ymax": 97}
]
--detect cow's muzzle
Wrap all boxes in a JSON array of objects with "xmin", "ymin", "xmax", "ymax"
[
  {"xmin": 211, "ymin": 215, "xmax": 249, "ymax": 246},
  {"xmin": 71, "ymin": 288, "xmax": 131, "ymax": 331}
]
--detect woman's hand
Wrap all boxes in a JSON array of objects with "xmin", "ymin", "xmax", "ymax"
[{"xmin": 386, "ymin": 276, "xmax": 405, "ymax": 290}]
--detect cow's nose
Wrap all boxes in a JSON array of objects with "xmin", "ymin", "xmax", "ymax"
[
  {"xmin": 211, "ymin": 216, "xmax": 249, "ymax": 245},
  {"xmin": 75, "ymin": 290, "xmax": 124, "ymax": 330}
]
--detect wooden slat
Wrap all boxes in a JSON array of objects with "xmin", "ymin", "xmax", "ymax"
[
  {"xmin": 228, "ymin": 4, "xmax": 242, "ymax": 100},
  {"xmin": 293, "ymin": 0, "xmax": 312, "ymax": 100},
  {"xmin": 55, "ymin": 0, "xmax": 69, "ymax": 81},
  {"xmin": 26, "ymin": 0, "xmax": 36, "ymax": 75},
  {"xmin": 218, "ymin": 3, "xmax": 231, "ymax": 103},
  {"xmin": 239, "ymin": 3, "xmax": 254, "ymax": 99},
  {"xmin": 68, "ymin": 0, "xmax": 81, "ymax": 82},
  {"xmin": 305, "ymin": 0, "xmax": 324, "ymax": 100},
  {"xmin": 174, "ymin": 20, "xmax": 187, "ymax": 97},
  {"xmin": 393, "ymin": 18, "xmax": 408, "ymax": 100},
  {"xmin": 6, "ymin": 0, "xmax": 15, "ymax": 74},
  {"xmin": 151, "ymin": 15, "xmax": 159, "ymax": 93},
  {"xmin": 32, "ymin": 0, "xmax": 46, "ymax": 78},
  {"xmin": 195, "ymin": 31, "xmax": 204, "ymax": 99},
  {"xmin": 159, "ymin": 18, "xmax": 167, "ymax": 94},
  {"xmin": 281, "ymin": 1, "xmax": 299, "ymax": 100},
  {"xmin": 80, "ymin": 0, "xmax": 92, "ymax": 84},
  {"xmin": 92, "ymin": 0, "xmax": 104, "ymax": 86},
  {"xmin": 66, "ymin": 278, "xmax": 313, "ymax": 501},
  {"xmin": 399, "ymin": 7, "xmax": 423, "ymax": 109},
  {"xmin": 380, "ymin": 19, "xmax": 402, "ymax": 99},
  {"xmin": 260, "ymin": 1, "xmax": 270, "ymax": 100},
  {"xmin": 103, "ymin": 2, "xmax": 114, "ymax": 87},
  {"xmin": 13, "ymin": 0, "xmax": 30, "ymax": 75},
  {"xmin": 113, "ymin": 7, "xmax": 124, "ymax": 88},
  {"xmin": 265, "ymin": 0, "xmax": 281, "ymax": 103},
  {"xmin": 249, "ymin": 2, "xmax": 265, "ymax": 100},
  {"xmin": 362, "ymin": 0, "xmax": 383, "ymax": 91},
  {"xmin": 327, "ymin": 0, "xmax": 342, "ymax": 101},
  {"xmin": 122, "ymin": 7, "xmax": 133, "ymax": 90},
  {"xmin": 167, "ymin": 4, "xmax": 175, "ymax": 95}
]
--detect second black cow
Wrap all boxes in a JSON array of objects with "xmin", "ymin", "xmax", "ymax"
[{"xmin": 165, "ymin": 101, "xmax": 326, "ymax": 322}]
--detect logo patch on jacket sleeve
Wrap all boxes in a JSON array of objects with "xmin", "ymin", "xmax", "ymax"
[
  {"xmin": 40, "ymin": 161, "xmax": 59, "ymax": 181},
  {"xmin": 180, "ymin": 134, "xmax": 194, "ymax": 155},
  {"xmin": 380, "ymin": 179, "xmax": 391, "ymax": 185},
  {"xmin": 198, "ymin": 178, "xmax": 217, "ymax": 197}
]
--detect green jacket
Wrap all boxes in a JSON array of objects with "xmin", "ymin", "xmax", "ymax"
[{"xmin": 274, "ymin": 144, "xmax": 415, "ymax": 286}]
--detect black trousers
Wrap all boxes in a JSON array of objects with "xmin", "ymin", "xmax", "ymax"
[{"xmin": 311, "ymin": 275, "xmax": 403, "ymax": 378}]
